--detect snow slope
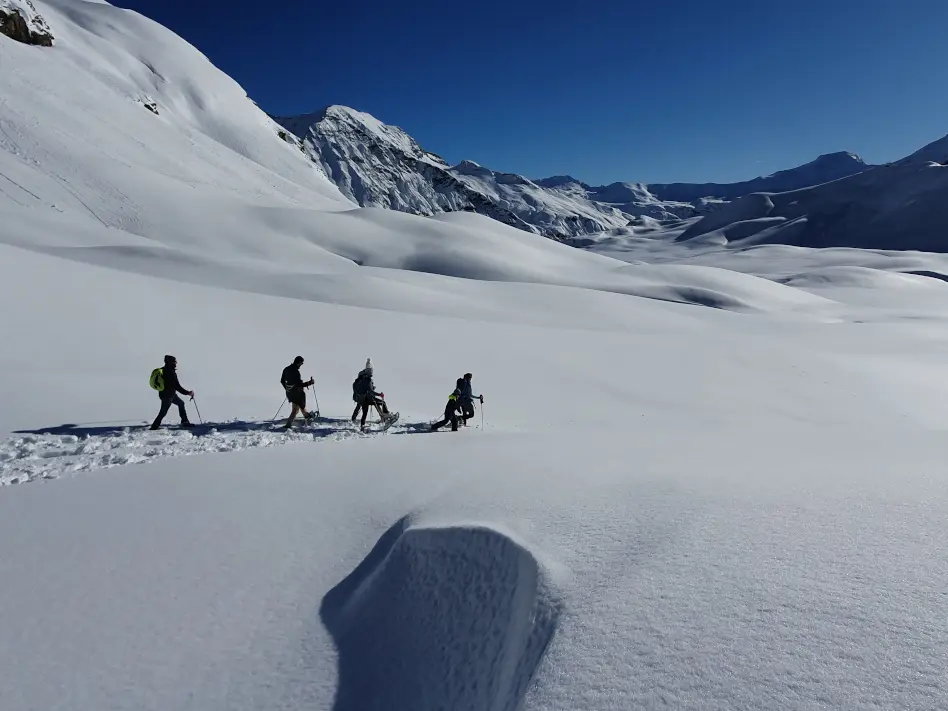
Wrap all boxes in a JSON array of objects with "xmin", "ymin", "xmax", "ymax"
[{"xmin": 2, "ymin": 3, "xmax": 948, "ymax": 711}]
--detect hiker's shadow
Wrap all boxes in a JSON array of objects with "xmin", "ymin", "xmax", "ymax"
[{"xmin": 14, "ymin": 417, "xmax": 360, "ymax": 438}]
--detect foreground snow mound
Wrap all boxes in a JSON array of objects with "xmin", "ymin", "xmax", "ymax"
[{"xmin": 321, "ymin": 517, "xmax": 561, "ymax": 711}]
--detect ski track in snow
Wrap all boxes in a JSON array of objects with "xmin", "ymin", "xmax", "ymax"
[{"xmin": 0, "ymin": 417, "xmax": 434, "ymax": 486}]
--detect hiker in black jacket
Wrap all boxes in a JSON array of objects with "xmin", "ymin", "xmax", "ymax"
[
  {"xmin": 430, "ymin": 382, "xmax": 464, "ymax": 432},
  {"xmin": 281, "ymin": 355, "xmax": 315, "ymax": 429},
  {"xmin": 150, "ymin": 354, "xmax": 194, "ymax": 430},
  {"xmin": 351, "ymin": 358, "xmax": 392, "ymax": 431}
]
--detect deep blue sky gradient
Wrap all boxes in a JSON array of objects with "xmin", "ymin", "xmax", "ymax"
[{"xmin": 114, "ymin": 0, "xmax": 948, "ymax": 184}]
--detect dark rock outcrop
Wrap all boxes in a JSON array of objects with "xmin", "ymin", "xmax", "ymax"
[{"xmin": 0, "ymin": 1, "xmax": 54, "ymax": 47}]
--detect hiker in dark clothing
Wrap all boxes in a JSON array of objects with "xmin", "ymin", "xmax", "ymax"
[
  {"xmin": 281, "ymin": 355, "xmax": 315, "ymax": 429},
  {"xmin": 458, "ymin": 372, "xmax": 483, "ymax": 426},
  {"xmin": 351, "ymin": 358, "xmax": 391, "ymax": 431},
  {"xmin": 431, "ymin": 385, "xmax": 464, "ymax": 432},
  {"xmin": 150, "ymin": 354, "xmax": 194, "ymax": 430}
]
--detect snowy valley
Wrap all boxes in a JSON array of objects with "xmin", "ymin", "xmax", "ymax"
[{"xmin": 1, "ymin": 2, "xmax": 947, "ymax": 711}]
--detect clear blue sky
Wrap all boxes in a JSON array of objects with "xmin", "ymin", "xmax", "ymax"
[{"xmin": 114, "ymin": 0, "xmax": 948, "ymax": 185}]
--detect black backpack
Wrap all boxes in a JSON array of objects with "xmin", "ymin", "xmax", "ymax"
[{"xmin": 352, "ymin": 372, "xmax": 370, "ymax": 401}]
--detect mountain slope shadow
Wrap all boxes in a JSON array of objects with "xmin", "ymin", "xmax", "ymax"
[{"xmin": 320, "ymin": 517, "xmax": 562, "ymax": 711}]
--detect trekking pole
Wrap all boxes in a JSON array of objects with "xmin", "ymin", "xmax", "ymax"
[
  {"xmin": 272, "ymin": 397, "xmax": 286, "ymax": 421},
  {"xmin": 191, "ymin": 395, "xmax": 204, "ymax": 425},
  {"xmin": 311, "ymin": 385, "xmax": 320, "ymax": 418},
  {"xmin": 481, "ymin": 401, "xmax": 485, "ymax": 430}
]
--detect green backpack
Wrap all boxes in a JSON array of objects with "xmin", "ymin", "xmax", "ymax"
[{"xmin": 149, "ymin": 367, "xmax": 165, "ymax": 392}]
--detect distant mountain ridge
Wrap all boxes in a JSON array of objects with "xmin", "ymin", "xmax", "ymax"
[
  {"xmin": 645, "ymin": 152, "xmax": 872, "ymax": 202},
  {"xmin": 274, "ymin": 106, "xmax": 879, "ymax": 242}
]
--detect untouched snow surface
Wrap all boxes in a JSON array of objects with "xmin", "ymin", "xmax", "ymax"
[{"xmin": 2, "ymin": 2, "xmax": 948, "ymax": 710}]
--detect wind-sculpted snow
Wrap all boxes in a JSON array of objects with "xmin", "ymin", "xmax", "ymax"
[{"xmin": 321, "ymin": 518, "xmax": 561, "ymax": 711}]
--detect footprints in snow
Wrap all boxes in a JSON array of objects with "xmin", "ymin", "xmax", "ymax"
[{"xmin": 0, "ymin": 418, "xmax": 413, "ymax": 486}]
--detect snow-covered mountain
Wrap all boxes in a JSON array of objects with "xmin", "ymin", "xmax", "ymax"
[
  {"xmin": 277, "ymin": 106, "xmax": 878, "ymax": 241},
  {"xmin": 535, "ymin": 175, "xmax": 724, "ymax": 221},
  {"xmin": 274, "ymin": 106, "xmax": 706, "ymax": 240},
  {"xmin": 646, "ymin": 151, "xmax": 871, "ymax": 202},
  {"xmin": 672, "ymin": 143, "xmax": 948, "ymax": 252}
]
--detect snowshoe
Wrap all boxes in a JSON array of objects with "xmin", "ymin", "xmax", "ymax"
[{"xmin": 378, "ymin": 412, "xmax": 399, "ymax": 431}]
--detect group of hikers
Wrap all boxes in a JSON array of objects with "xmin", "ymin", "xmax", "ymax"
[{"xmin": 149, "ymin": 355, "xmax": 484, "ymax": 433}]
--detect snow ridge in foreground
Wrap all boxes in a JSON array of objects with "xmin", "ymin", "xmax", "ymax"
[{"xmin": 321, "ymin": 516, "xmax": 562, "ymax": 711}]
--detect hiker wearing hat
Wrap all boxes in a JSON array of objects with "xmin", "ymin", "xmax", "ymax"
[
  {"xmin": 150, "ymin": 355, "xmax": 194, "ymax": 430},
  {"xmin": 351, "ymin": 358, "xmax": 392, "ymax": 431},
  {"xmin": 281, "ymin": 355, "xmax": 315, "ymax": 429},
  {"xmin": 458, "ymin": 372, "xmax": 483, "ymax": 426}
]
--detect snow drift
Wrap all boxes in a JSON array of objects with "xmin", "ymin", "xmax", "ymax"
[{"xmin": 322, "ymin": 517, "xmax": 561, "ymax": 711}]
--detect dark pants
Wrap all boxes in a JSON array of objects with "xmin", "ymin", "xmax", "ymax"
[
  {"xmin": 287, "ymin": 387, "xmax": 306, "ymax": 409},
  {"xmin": 152, "ymin": 394, "xmax": 188, "ymax": 428},
  {"xmin": 432, "ymin": 410, "xmax": 459, "ymax": 432},
  {"xmin": 461, "ymin": 399, "xmax": 475, "ymax": 423},
  {"xmin": 353, "ymin": 395, "xmax": 389, "ymax": 427},
  {"xmin": 285, "ymin": 387, "xmax": 309, "ymax": 428}
]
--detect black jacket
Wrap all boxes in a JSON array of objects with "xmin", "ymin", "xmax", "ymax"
[
  {"xmin": 160, "ymin": 365, "xmax": 189, "ymax": 398},
  {"xmin": 444, "ymin": 389, "xmax": 463, "ymax": 416},
  {"xmin": 281, "ymin": 364, "xmax": 303, "ymax": 391}
]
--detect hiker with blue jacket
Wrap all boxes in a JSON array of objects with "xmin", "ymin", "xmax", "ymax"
[{"xmin": 458, "ymin": 372, "xmax": 483, "ymax": 426}]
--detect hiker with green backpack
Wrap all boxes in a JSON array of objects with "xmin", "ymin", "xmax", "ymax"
[{"xmin": 149, "ymin": 354, "xmax": 195, "ymax": 430}]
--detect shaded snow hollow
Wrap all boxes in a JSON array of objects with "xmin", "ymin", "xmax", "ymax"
[{"xmin": 322, "ymin": 517, "xmax": 562, "ymax": 711}]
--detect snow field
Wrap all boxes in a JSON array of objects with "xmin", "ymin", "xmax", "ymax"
[{"xmin": 2, "ymin": 2, "xmax": 948, "ymax": 710}]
